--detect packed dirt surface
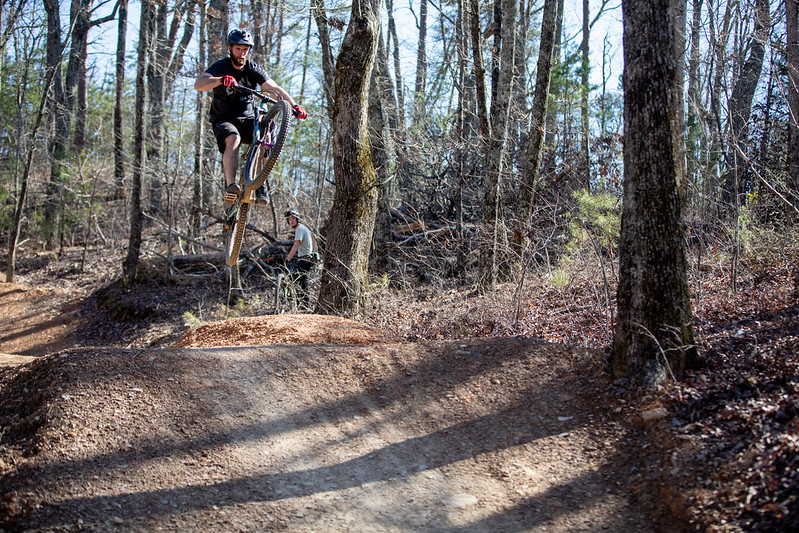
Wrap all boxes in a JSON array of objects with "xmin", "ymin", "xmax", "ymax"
[
  {"xmin": 0, "ymin": 279, "xmax": 663, "ymax": 532},
  {"xmin": 2, "ymin": 248, "xmax": 797, "ymax": 532}
]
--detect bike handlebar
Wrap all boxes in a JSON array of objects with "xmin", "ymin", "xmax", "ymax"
[{"xmin": 234, "ymin": 84, "xmax": 279, "ymax": 104}]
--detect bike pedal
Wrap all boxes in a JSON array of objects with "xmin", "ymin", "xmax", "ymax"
[{"xmin": 223, "ymin": 183, "xmax": 241, "ymax": 205}]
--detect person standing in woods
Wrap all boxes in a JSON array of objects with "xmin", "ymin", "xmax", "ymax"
[
  {"xmin": 194, "ymin": 28, "xmax": 308, "ymax": 204},
  {"xmin": 283, "ymin": 209, "xmax": 318, "ymax": 309}
]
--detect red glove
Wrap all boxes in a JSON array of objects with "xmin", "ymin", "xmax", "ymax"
[
  {"xmin": 292, "ymin": 105, "xmax": 308, "ymax": 120},
  {"xmin": 220, "ymin": 75, "xmax": 237, "ymax": 88}
]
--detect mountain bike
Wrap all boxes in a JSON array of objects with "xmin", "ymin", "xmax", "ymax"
[
  {"xmin": 223, "ymin": 87, "xmax": 292, "ymax": 266},
  {"xmin": 274, "ymin": 256, "xmax": 319, "ymax": 313},
  {"xmin": 274, "ymin": 265, "xmax": 299, "ymax": 314}
]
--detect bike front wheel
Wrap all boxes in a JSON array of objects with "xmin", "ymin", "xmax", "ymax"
[
  {"xmin": 244, "ymin": 100, "xmax": 292, "ymax": 190},
  {"xmin": 224, "ymin": 202, "xmax": 250, "ymax": 266}
]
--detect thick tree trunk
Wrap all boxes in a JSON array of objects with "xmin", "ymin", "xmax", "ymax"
[
  {"xmin": 610, "ymin": 0, "xmax": 697, "ymax": 386},
  {"xmin": 316, "ymin": 0, "xmax": 381, "ymax": 316}
]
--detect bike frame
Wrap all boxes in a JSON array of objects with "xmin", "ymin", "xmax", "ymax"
[
  {"xmin": 223, "ymin": 87, "xmax": 292, "ymax": 266},
  {"xmin": 237, "ymin": 87, "xmax": 280, "ymax": 204}
]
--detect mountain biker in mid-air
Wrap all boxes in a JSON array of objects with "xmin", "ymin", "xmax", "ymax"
[{"xmin": 194, "ymin": 28, "xmax": 308, "ymax": 205}]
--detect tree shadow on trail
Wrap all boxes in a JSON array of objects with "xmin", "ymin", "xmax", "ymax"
[
  {"xmin": 2, "ymin": 338, "xmax": 631, "ymax": 531},
  {"xmin": 24, "ymin": 399, "xmax": 620, "ymax": 531}
]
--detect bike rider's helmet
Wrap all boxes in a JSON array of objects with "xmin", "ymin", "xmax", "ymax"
[
  {"xmin": 227, "ymin": 29, "xmax": 254, "ymax": 47},
  {"xmin": 284, "ymin": 209, "xmax": 301, "ymax": 222}
]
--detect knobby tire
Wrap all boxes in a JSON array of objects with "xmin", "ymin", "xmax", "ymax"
[
  {"xmin": 243, "ymin": 100, "xmax": 292, "ymax": 191},
  {"xmin": 224, "ymin": 202, "xmax": 250, "ymax": 266}
]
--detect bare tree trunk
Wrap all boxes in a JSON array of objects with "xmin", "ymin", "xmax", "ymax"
[
  {"xmin": 43, "ymin": 0, "xmax": 68, "ymax": 247},
  {"xmin": 66, "ymin": 0, "xmax": 119, "ymax": 152},
  {"xmin": 193, "ymin": 0, "xmax": 208, "ymax": 242},
  {"xmin": 509, "ymin": 0, "xmax": 530, "ymax": 158},
  {"xmin": 670, "ymin": 0, "xmax": 687, "ymax": 200},
  {"xmin": 541, "ymin": 0, "xmax": 564, "ymax": 184},
  {"xmin": 147, "ymin": 0, "xmax": 196, "ymax": 217},
  {"xmin": 114, "ymin": 0, "xmax": 128, "ymax": 200},
  {"xmin": 518, "ymin": 0, "xmax": 559, "ymax": 228},
  {"xmin": 704, "ymin": 2, "xmax": 732, "ymax": 218},
  {"xmin": 312, "ymin": 0, "xmax": 336, "ymax": 120},
  {"xmin": 685, "ymin": 0, "xmax": 702, "ymax": 211},
  {"xmin": 469, "ymin": 0, "xmax": 490, "ymax": 144},
  {"xmin": 478, "ymin": 0, "xmax": 516, "ymax": 291},
  {"xmin": 376, "ymin": 19, "xmax": 401, "ymax": 134},
  {"xmin": 123, "ymin": 0, "xmax": 155, "ymax": 285},
  {"xmin": 251, "ymin": 0, "xmax": 265, "ymax": 53},
  {"xmin": 579, "ymin": 0, "xmax": 590, "ymax": 190},
  {"xmin": 207, "ymin": 0, "xmax": 228, "ymax": 62},
  {"xmin": 147, "ymin": 1, "xmax": 166, "ymax": 216},
  {"xmin": 64, "ymin": 0, "xmax": 89, "ymax": 151},
  {"xmin": 610, "ymin": 0, "xmax": 697, "ymax": 386},
  {"xmin": 386, "ymin": 0, "xmax": 405, "ymax": 128},
  {"xmin": 206, "ymin": 0, "xmax": 227, "ymax": 208},
  {"xmin": 411, "ymin": 0, "xmax": 427, "ymax": 128},
  {"xmin": 316, "ymin": 0, "xmax": 381, "ymax": 316},
  {"xmin": 720, "ymin": 0, "xmax": 769, "ymax": 214},
  {"xmin": 453, "ymin": 0, "xmax": 471, "ymax": 278},
  {"xmin": 787, "ymin": 0, "xmax": 799, "ymax": 210},
  {"xmin": 6, "ymin": 34, "xmax": 60, "ymax": 282},
  {"xmin": 369, "ymin": 54, "xmax": 395, "ymax": 272},
  {"xmin": 275, "ymin": 0, "xmax": 284, "ymax": 68},
  {"xmin": 370, "ymin": 24, "xmax": 399, "ymax": 272}
]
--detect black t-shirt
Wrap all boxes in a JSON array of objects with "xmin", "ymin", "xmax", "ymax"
[{"xmin": 205, "ymin": 58, "xmax": 270, "ymax": 123}]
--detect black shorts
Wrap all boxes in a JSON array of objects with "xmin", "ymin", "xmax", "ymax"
[{"xmin": 212, "ymin": 118, "xmax": 254, "ymax": 154}]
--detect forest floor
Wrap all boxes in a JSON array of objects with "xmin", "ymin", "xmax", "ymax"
[{"xmin": 0, "ymin": 246, "xmax": 796, "ymax": 532}]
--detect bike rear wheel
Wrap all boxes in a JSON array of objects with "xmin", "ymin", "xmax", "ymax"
[
  {"xmin": 224, "ymin": 202, "xmax": 250, "ymax": 266},
  {"xmin": 244, "ymin": 100, "xmax": 292, "ymax": 190}
]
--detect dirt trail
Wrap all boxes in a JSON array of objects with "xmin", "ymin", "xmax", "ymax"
[{"xmin": 0, "ymin": 324, "xmax": 654, "ymax": 532}]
